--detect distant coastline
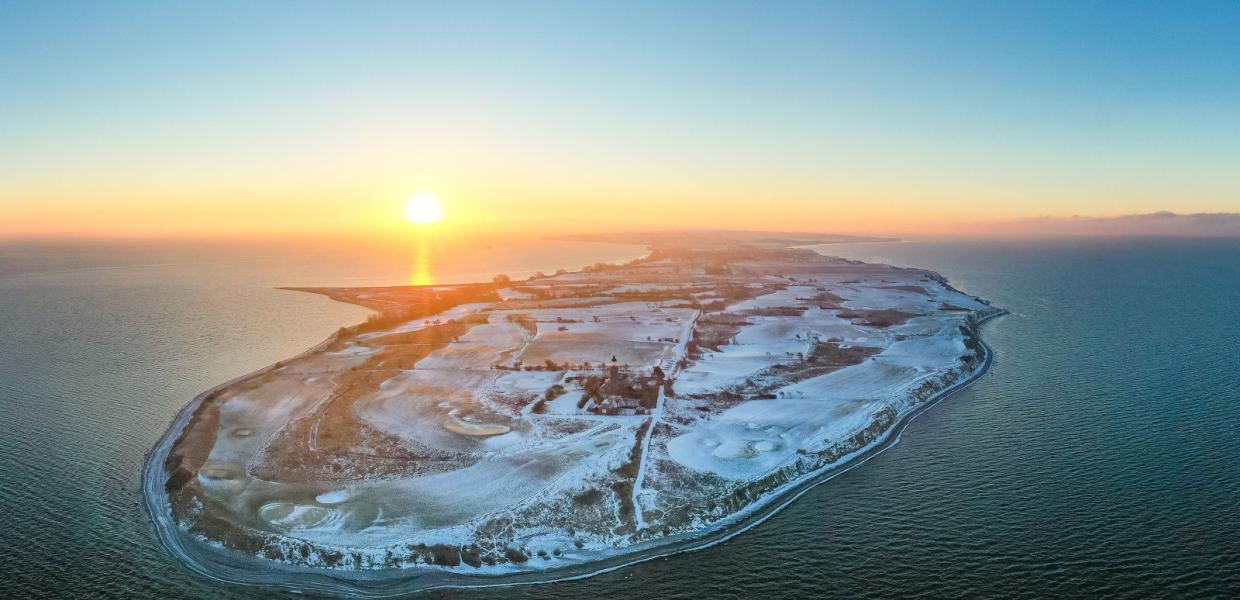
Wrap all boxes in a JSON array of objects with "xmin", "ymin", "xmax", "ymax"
[{"xmin": 550, "ymin": 230, "xmax": 898, "ymax": 248}]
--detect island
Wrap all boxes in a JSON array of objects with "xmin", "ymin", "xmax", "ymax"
[{"xmin": 144, "ymin": 236, "xmax": 1004, "ymax": 593}]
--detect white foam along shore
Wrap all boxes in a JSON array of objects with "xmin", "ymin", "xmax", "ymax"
[{"xmin": 143, "ymin": 247, "xmax": 1006, "ymax": 596}]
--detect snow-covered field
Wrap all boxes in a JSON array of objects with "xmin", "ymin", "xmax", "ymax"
[{"xmin": 155, "ymin": 244, "xmax": 1001, "ymax": 580}]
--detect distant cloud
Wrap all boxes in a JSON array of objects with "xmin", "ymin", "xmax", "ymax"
[{"xmin": 985, "ymin": 211, "xmax": 1240, "ymax": 237}]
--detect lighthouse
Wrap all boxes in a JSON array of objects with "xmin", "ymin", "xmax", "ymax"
[{"xmin": 605, "ymin": 355, "xmax": 621, "ymax": 393}]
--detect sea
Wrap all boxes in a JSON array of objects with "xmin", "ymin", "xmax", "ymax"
[{"xmin": 1, "ymin": 237, "xmax": 1237, "ymax": 599}]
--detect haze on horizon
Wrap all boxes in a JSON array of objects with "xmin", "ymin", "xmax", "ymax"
[{"xmin": 2, "ymin": 1, "xmax": 1239, "ymax": 241}]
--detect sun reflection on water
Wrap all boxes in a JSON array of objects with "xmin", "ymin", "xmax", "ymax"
[{"xmin": 409, "ymin": 236, "xmax": 434, "ymax": 286}]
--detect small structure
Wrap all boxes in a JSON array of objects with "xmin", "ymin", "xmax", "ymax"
[
  {"xmin": 590, "ymin": 359, "xmax": 663, "ymax": 415},
  {"xmin": 604, "ymin": 356, "xmax": 621, "ymax": 394}
]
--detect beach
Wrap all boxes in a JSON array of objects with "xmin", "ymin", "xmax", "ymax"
[{"xmin": 142, "ymin": 240, "xmax": 1004, "ymax": 594}]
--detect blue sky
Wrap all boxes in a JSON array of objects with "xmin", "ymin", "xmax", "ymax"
[{"xmin": 2, "ymin": 1, "xmax": 1239, "ymax": 237}]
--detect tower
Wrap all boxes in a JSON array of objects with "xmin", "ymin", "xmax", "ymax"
[{"xmin": 605, "ymin": 355, "xmax": 620, "ymax": 393}]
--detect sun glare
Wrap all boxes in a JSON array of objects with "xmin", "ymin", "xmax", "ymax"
[{"xmin": 403, "ymin": 194, "xmax": 444, "ymax": 225}]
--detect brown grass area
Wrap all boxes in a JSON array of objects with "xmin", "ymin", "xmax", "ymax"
[
  {"xmin": 610, "ymin": 419, "xmax": 651, "ymax": 534},
  {"xmin": 726, "ymin": 340, "xmax": 881, "ymax": 398},
  {"xmin": 505, "ymin": 313, "xmax": 537, "ymax": 336},
  {"xmin": 882, "ymin": 285, "xmax": 929, "ymax": 295},
  {"xmin": 253, "ymin": 320, "xmax": 476, "ymax": 482},
  {"xmin": 836, "ymin": 308, "xmax": 922, "ymax": 327},
  {"xmin": 797, "ymin": 289, "xmax": 846, "ymax": 308},
  {"xmin": 361, "ymin": 319, "xmax": 467, "ymax": 352},
  {"xmin": 792, "ymin": 341, "xmax": 882, "ymax": 381},
  {"xmin": 164, "ymin": 396, "xmax": 222, "ymax": 495},
  {"xmin": 687, "ymin": 313, "xmax": 749, "ymax": 357},
  {"xmin": 742, "ymin": 306, "xmax": 807, "ymax": 317},
  {"xmin": 288, "ymin": 284, "xmax": 495, "ymax": 319}
]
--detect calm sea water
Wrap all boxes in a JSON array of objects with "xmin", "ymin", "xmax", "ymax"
[{"xmin": 2, "ymin": 237, "xmax": 1238, "ymax": 598}]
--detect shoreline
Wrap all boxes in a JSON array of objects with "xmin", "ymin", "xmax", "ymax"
[{"xmin": 142, "ymin": 264, "xmax": 1006, "ymax": 597}]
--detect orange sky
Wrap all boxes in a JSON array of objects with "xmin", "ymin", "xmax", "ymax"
[
  {"xmin": 4, "ymin": 3, "xmax": 1239, "ymax": 242},
  {"xmin": 4, "ymin": 179, "xmax": 1234, "ymax": 242}
]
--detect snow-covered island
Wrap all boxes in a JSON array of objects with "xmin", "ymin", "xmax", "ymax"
[{"xmin": 146, "ymin": 238, "xmax": 1003, "ymax": 592}]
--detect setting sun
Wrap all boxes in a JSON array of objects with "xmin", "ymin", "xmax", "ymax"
[{"xmin": 403, "ymin": 194, "xmax": 444, "ymax": 225}]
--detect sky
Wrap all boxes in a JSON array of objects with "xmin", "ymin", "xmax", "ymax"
[{"xmin": 2, "ymin": 0, "xmax": 1239, "ymax": 240}]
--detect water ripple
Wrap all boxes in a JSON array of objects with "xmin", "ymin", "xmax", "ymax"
[{"xmin": 5, "ymin": 239, "xmax": 1240, "ymax": 598}]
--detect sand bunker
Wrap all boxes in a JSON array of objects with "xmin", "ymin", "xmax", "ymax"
[
  {"xmin": 444, "ymin": 416, "xmax": 511, "ymax": 436},
  {"xmin": 259, "ymin": 502, "xmax": 331, "ymax": 529}
]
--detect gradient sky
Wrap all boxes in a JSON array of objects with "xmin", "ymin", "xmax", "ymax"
[{"xmin": 3, "ymin": 1, "xmax": 1239, "ymax": 239}]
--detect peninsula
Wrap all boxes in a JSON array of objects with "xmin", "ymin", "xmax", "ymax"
[{"xmin": 145, "ymin": 236, "xmax": 1003, "ymax": 591}]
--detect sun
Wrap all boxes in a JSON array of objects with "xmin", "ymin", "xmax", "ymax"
[{"xmin": 403, "ymin": 194, "xmax": 444, "ymax": 225}]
